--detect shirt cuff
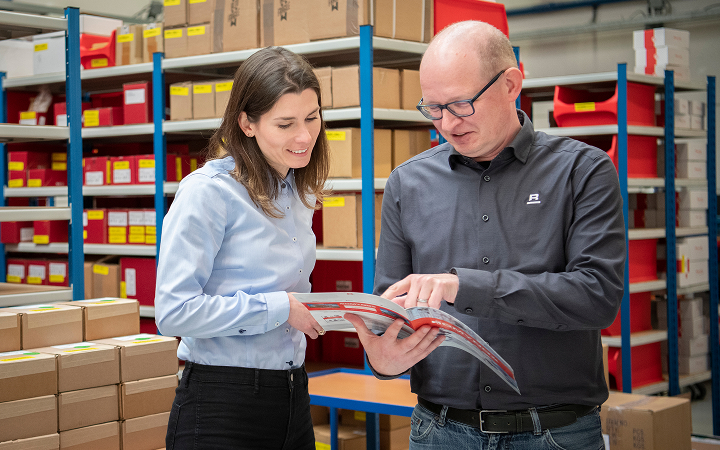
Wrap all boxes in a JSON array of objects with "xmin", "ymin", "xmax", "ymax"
[
  {"xmin": 366, "ymin": 355, "xmax": 408, "ymax": 380},
  {"xmin": 265, "ymin": 291, "xmax": 291, "ymax": 330},
  {"xmin": 450, "ymin": 267, "xmax": 494, "ymax": 316}
]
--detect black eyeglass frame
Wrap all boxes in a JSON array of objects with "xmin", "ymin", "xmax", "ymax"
[{"xmin": 416, "ymin": 69, "xmax": 507, "ymax": 120}]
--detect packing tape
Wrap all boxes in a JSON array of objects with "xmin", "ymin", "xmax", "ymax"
[
  {"xmin": 60, "ymin": 421, "xmax": 118, "ymax": 447},
  {"xmin": 86, "ymin": 301, "xmax": 139, "ymax": 320},
  {"xmin": 125, "ymin": 411, "xmax": 170, "ymax": 433},
  {"xmin": 60, "ymin": 384, "xmax": 117, "ymax": 405},
  {"xmin": 0, "ymin": 395, "xmax": 55, "ymax": 420},
  {"xmin": 123, "ymin": 374, "xmax": 178, "ymax": 395},
  {"xmin": 59, "ymin": 347, "xmax": 118, "ymax": 369}
]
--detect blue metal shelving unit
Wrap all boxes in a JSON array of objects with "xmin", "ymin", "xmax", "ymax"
[
  {"xmin": 152, "ymin": 52, "xmax": 166, "ymax": 259},
  {"xmin": 0, "ymin": 71, "xmax": 6, "ymax": 282},
  {"xmin": 706, "ymin": 76, "xmax": 719, "ymax": 435}
]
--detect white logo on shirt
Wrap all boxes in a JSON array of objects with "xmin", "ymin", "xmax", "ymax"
[{"xmin": 527, "ymin": 194, "xmax": 541, "ymax": 205}]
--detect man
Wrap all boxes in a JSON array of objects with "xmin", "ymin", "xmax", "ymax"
[{"xmin": 345, "ymin": 20, "xmax": 625, "ymax": 449}]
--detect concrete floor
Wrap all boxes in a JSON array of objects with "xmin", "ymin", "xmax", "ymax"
[{"xmin": 692, "ymin": 381, "xmax": 717, "ymax": 437}]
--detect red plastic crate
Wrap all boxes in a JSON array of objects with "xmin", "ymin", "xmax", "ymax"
[
  {"xmin": 80, "ymin": 31, "xmax": 116, "ymax": 70},
  {"xmin": 434, "ymin": 0, "xmax": 508, "ymax": 37},
  {"xmin": 321, "ymin": 331, "xmax": 364, "ymax": 367},
  {"xmin": 603, "ymin": 135, "xmax": 658, "ymax": 178},
  {"xmin": 602, "ymin": 292, "xmax": 653, "ymax": 336},
  {"xmin": 608, "ymin": 342, "xmax": 663, "ymax": 390},
  {"xmin": 553, "ymin": 82, "xmax": 656, "ymax": 127},
  {"xmin": 311, "ymin": 260, "xmax": 363, "ymax": 293},
  {"xmin": 628, "ymin": 239, "xmax": 658, "ymax": 283},
  {"xmin": 47, "ymin": 260, "xmax": 69, "ymax": 287}
]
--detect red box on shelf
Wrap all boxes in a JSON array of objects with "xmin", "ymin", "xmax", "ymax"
[
  {"xmin": 321, "ymin": 331, "xmax": 364, "ymax": 367},
  {"xmin": 108, "ymin": 210, "xmax": 129, "ymax": 244},
  {"xmin": 83, "ymin": 156, "xmax": 111, "ymax": 186},
  {"xmin": 18, "ymin": 111, "xmax": 48, "ymax": 125},
  {"xmin": 53, "ymin": 101, "xmax": 91, "ymax": 127},
  {"xmin": 120, "ymin": 257, "xmax": 157, "ymax": 306},
  {"xmin": 33, "ymin": 220, "xmax": 68, "ymax": 244},
  {"xmin": 84, "ymin": 209, "xmax": 108, "ymax": 244},
  {"xmin": 47, "ymin": 260, "xmax": 69, "ymax": 286},
  {"xmin": 553, "ymin": 82, "xmax": 657, "ymax": 127},
  {"xmin": 83, "ymin": 106, "xmax": 124, "ymax": 127},
  {"xmin": 587, "ymin": 135, "xmax": 658, "ymax": 178},
  {"xmin": 135, "ymin": 154, "xmax": 156, "ymax": 184},
  {"xmin": 140, "ymin": 318, "xmax": 157, "ymax": 335},
  {"xmin": 311, "ymin": 260, "xmax": 362, "ymax": 293},
  {"xmin": 111, "ymin": 155, "xmax": 137, "ymax": 185},
  {"xmin": 602, "ymin": 292, "xmax": 653, "ymax": 336},
  {"xmin": 26, "ymin": 260, "xmax": 48, "ymax": 285},
  {"xmin": 608, "ymin": 342, "xmax": 663, "ymax": 391},
  {"xmin": 628, "ymin": 239, "xmax": 658, "ymax": 283},
  {"xmin": 1, "ymin": 221, "xmax": 34, "ymax": 244},
  {"xmin": 8, "ymin": 151, "xmax": 50, "ymax": 172},
  {"xmin": 80, "ymin": 31, "xmax": 116, "ymax": 69},
  {"xmin": 7, "ymin": 170, "xmax": 25, "ymax": 188},
  {"xmin": 27, "ymin": 168, "xmax": 67, "ymax": 187},
  {"xmin": 6, "ymin": 258, "xmax": 28, "ymax": 284},
  {"xmin": 123, "ymin": 82, "xmax": 152, "ymax": 124},
  {"xmin": 434, "ymin": 0, "xmax": 508, "ymax": 37},
  {"xmin": 128, "ymin": 210, "xmax": 148, "ymax": 244}
]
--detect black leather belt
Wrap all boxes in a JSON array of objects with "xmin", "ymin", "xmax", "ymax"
[{"xmin": 418, "ymin": 397, "xmax": 597, "ymax": 434}]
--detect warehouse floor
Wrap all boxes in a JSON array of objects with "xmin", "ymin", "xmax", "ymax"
[{"xmin": 692, "ymin": 381, "xmax": 716, "ymax": 436}]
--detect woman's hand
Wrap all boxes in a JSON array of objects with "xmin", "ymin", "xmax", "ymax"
[{"xmin": 287, "ymin": 293, "xmax": 325, "ymax": 339}]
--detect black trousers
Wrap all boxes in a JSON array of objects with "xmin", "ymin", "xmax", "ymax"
[{"xmin": 165, "ymin": 362, "xmax": 315, "ymax": 450}]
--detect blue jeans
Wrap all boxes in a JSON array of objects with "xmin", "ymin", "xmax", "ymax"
[{"xmin": 410, "ymin": 403, "xmax": 605, "ymax": 450}]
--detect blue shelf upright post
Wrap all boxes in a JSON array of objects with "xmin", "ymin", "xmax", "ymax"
[
  {"xmin": 664, "ymin": 69, "xmax": 680, "ymax": 396},
  {"xmin": 65, "ymin": 7, "xmax": 84, "ymax": 300},
  {"xmin": 0, "ymin": 71, "xmax": 6, "ymax": 282},
  {"xmin": 513, "ymin": 46, "xmax": 521, "ymax": 110},
  {"xmin": 617, "ymin": 63, "xmax": 632, "ymax": 392},
  {"xmin": 706, "ymin": 76, "xmax": 719, "ymax": 435},
  {"xmin": 152, "ymin": 52, "xmax": 166, "ymax": 261}
]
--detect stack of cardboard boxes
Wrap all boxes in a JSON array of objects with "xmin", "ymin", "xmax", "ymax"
[
  {"xmin": 311, "ymin": 406, "xmax": 411, "ymax": 450},
  {"xmin": 656, "ymin": 295, "xmax": 712, "ymax": 376},
  {"xmin": 168, "ymin": 79, "xmax": 233, "ymax": 121},
  {"xmin": 0, "ymin": 299, "xmax": 178, "ymax": 449},
  {"xmin": 634, "ymin": 27, "xmax": 691, "ymax": 82}
]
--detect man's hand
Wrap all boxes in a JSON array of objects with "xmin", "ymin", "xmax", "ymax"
[
  {"xmin": 287, "ymin": 293, "xmax": 325, "ymax": 339},
  {"xmin": 344, "ymin": 313, "xmax": 445, "ymax": 376},
  {"xmin": 383, "ymin": 273, "xmax": 459, "ymax": 309}
]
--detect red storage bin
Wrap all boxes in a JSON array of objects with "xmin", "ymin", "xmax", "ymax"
[
  {"xmin": 553, "ymin": 82, "xmax": 657, "ymax": 127},
  {"xmin": 602, "ymin": 135, "xmax": 658, "ymax": 178},
  {"xmin": 628, "ymin": 239, "xmax": 658, "ymax": 283},
  {"xmin": 120, "ymin": 257, "xmax": 157, "ymax": 306},
  {"xmin": 608, "ymin": 342, "xmax": 663, "ymax": 390},
  {"xmin": 6, "ymin": 258, "xmax": 28, "ymax": 284},
  {"xmin": 434, "ymin": 0, "xmax": 508, "ymax": 37},
  {"xmin": 26, "ymin": 260, "xmax": 48, "ymax": 285},
  {"xmin": 33, "ymin": 220, "xmax": 68, "ymax": 244},
  {"xmin": 83, "ymin": 156, "xmax": 111, "ymax": 186},
  {"xmin": 47, "ymin": 260, "xmax": 69, "ymax": 287},
  {"xmin": 311, "ymin": 260, "xmax": 363, "ymax": 293},
  {"xmin": 1, "ymin": 221, "xmax": 34, "ymax": 244},
  {"xmin": 321, "ymin": 331, "xmax": 364, "ymax": 367},
  {"xmin": 602, "ymin": 292, "xmax": 653, "ymax": 336},
  {"xmin": 80, "ymin": 31, "xmax": 116, "ymax": 69},
  {"xmin": 140, "ymin": 318, "xmax": 158, "ymax": 335}
]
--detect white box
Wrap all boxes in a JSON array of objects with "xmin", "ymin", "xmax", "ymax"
[
  {"xmin": 32, "ymin": 31, "xmax": 65, "ymax": 75},
  {"xmin": 677, "ymin": 210, "xmax": 706, "ymax": 228},
  {"xmin": 691, "ymin": 115, "xmax": 704, "ymax": 130},
  {"xmin": 635, "ymin": 46, "xmax": 689, "ymax": 69},
  {"xmin": 676, "ymin": 139, "xmax": 706, "ymax": 161},
  {"xmin": 635, "ymin": 64, "xmax": 690, "ymax": 82},
  {"xmin": 690, "ymin": 100, "xmax": 705, "ymax": 116},
  {"xmin": 679, "ymin": 353, "xmax": 709, "ymax": 374},
  {"xmin": 633, "ymin": 27, "xmax": 690, "ymax": 49},
  {"xmin": 0, "ymin": 39, "xmax": 33, "ymax": 78},
  {"xmin": 678, "ymin": 188, "xmax": 708, "ymax": 210},
  {"xmin": 678, "ymin": 259, "xmax": 709, "ymax": 289},
  {"xmin": 532, "ymin": 100, "xmax": 554, "ymax": 128},
  {"xmin": 675, "ymin": 114, "xmax": 692, "ymax": 129},
  {"xmin": 680, "ymin": 297, "xmax": 703, "ymax": 319},
  {"xmin": 676, "ymin": 160, "xmax": 706, "ymax": 179},
  {"xmin": 678, "ymin": 236, "xmax": 710, "ymax": 260},
  {"xmin": 679, "ymin": 334, "xmax": 709, "ymax": 356},
  {"xmin": 674, "ymin": 98, "xmax": 690, "ymax": 115}
]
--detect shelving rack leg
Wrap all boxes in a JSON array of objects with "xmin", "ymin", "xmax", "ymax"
[
  {"xmin": 0, "ymin": 71, "xmax": 6, "ymax": 282},
  {"xmin": 153, "ymin": 51, "xmax": 166, "ymax": 259},
  {"xmin": 707, "ymin": 75, "xmax": 719, "ymax": 435}
]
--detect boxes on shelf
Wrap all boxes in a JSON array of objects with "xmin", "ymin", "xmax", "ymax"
[
  {"xmin": 83, "ymin": 156, "xmax": 111, "ymax": 186},
  {"xmin": 0, "ymin": 39, "xmax": 33, "ymax": 79},
  {"xmin": 216, "ymin": 0, "xmax": 259, "ymax": 52},
  {"xmin": 310, "ymin": 0, "xmax": 368, "ymax": 41},
  {"xmin": 26, "ymin": 260, "xmax": 47, "ymax": 285},
  {"xmin": 80, "ymin": 30, "xmax": 116, "ymax": 70},
  {"xmin": 111, "ymin": 155, "xmax": 136, "ymax": 185},
  {"xmin": 553, "ymin": 81, "xmax": 656, "ymax": 127},
  {"xmin": 376, "ymin": 0, "xmax": 432, "ymax": 42},
  {"xmin": 187, "ymin": 23, "xmax": 214, "ymax": 56},
  {"xmin": 83, "ymin": 106, "xmax": 124, "ymax": 127},
  {"xmin": 314, "ymin": 67, "xmax": 332, "ymax": 108},
  {"xmin": 633, "ymin": 27, "xmax": 690, "ymax": 82},
  {"xmin": 0, "ymin": 312, "xmax": 21, "ymax": 352},
  {"xmin": 327, "ymin": 128, "xmax": 392, "ymax": 178},
  {"xmin": 215, "ymin": 79, "xmax": 233, "ymax": 117},
  {"xmin": 164, "ymin": 26, "xmax": 188, "ymax": 59},
  {"xmin": 170, "ymin": 81, "xmax": 193, "ymax": 120},
  {"xmin": 34, "ymin": 342, "xmax": 120, "ymax": 392},
  {"xmin": 142, "ymin": 23, "xmax": 164, "ymax": 62},
  {"xmin": 628, "ymin": 238, "xmax": 658, "ymax": 283},
  {"xmin": 166, "ymin": 153, "xmax": 200, "ymax": 181},
  {"xmin": 193, "ymin": 81, "xmax": 216, "ymax": 119},
  {"xmin": 116, "ymin": 24, "xmax": 144, "ymax": 66},
  {"xmin": 607, "ymin": 341, "xmax": 663, "ymax": 391},
  {"xmin": 164, "ymin": 0, "xmax": 187, "ymax": 27},
  {"xmin": 0, "ymin": 350, "xmax": 57, "ymax": 403},
  {"xmin": 7, "ymin": 171, "xmax": 25, "ymax": 188},
  {"xmin": 392, "ymin": 129, "xmax": 431, "ymax": 168},
  {"xmin": 6, "ymin": 258, "xmax": 27, "ymax": 284},
  {"xmin": 1, "ymin": 221, "xmax": 34, "ymax": 244},
  {"xmin": 58, "ymin": 298, "xmax": 140, "ymax": 341},
  {"xmin": 135, "ymin": 154, "xmax": 156, "ymax": 184},
  {"xmin": 0, "ymin": 395, "xmax": 57, "ymax": 442},
  {"xmin": 108, "ymin": 210, "xmax": 129, "ymax": 244},
  {"xmin": 5, "ymin": 303, "xmax": 82, "ymax": 349},
  {"xmin": 32, "ymin": 31, "xmax": 65, "ymax": 75},
  {"xmin": 46, "ymin": 260, "xmax": 69, "ymax": 287},
  {"xmin": 18, "ymin": 111, "xmax": 47, "ymax": 125},
  {"xmin": 602, "ymin": 292, "xmax": 652, "ymax": 336},
  {"xmin": 260, "ymin": 0, "xmax": 309, "ymax": 47},
  {"xmin": 332, "ymin": 66, "xmax": 401, "ymax": 110},
  {"xmin": 123, "ymin": 81, "xmax": 152, "ymax": 124},
  {"xmin": 322, "ymin": 193, "xmax": 382, "ymax": 249},
  {"xmin": 121, "ymin": 411, "xmax": 170, "ymax": 450},
  {"xmin": 59, "ymin": 420, "xmax": 120, "ymax": 449},
  {"xmin": 33, "ymin": 220, "xmax": 68, "ymax": 244},
  {"xmin": 27, "ymin": 168, "xmax": 66, "ymax": 187},
  {"xmin": 188, "ymin": 0, "xmax": 215, "ymax": 26},
  {"xmin": 8, "ymin": 151, "xmax": 50, "ymax": 173},
  {"xmin": 90, "ymin": 333, "xmax": 179, "ymax": 382},
  {"xmin": 400, "ymin": 69, "xmax": 421, "ymax": 110},
  {"xmin": 84, "ymin": 209, "xmax": 108, "ymax": 244},
  {"xmin": 120, "ymin": 257, "xmax": 157, "ymax": 306},
  {"xmin": 120, "ymin": 374, "xmax": 177, "ymax": 419},
  {"xmin": 92, "ymin": 256, "xmax": 121, "ymax": 298}
]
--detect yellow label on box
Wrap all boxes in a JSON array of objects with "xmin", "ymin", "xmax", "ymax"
[
  {"xmin": 27, "ymin": 179, "xmax": 42, "ymax": 187},
  {"xmin": 216, "ymin": 82, "xmax": 233, "ymax": 92},
  {"xmin": 322, "ymin": 197, "xmax": 345, "ymax": 207},
  {"xmin": 114, "ymin": 161, "xmax": 130, "ymax": 170},
  {"xmin": 165, "ymin": 29, "xmax": 183, "ymax": 39},
  {"xmin": 83, "ymin": 230, "xmax": 88, "ymax": 239},
  {"xmin": 120, "ymin": 281, "xmax": 127, "ymax": 298},
  {"xmin": 164, "ymin": 0, "xmax": 180, "ymax": 5},
  {"xmin": 354, "ymin": 411, "xmax": 367, "ymax": 421},
  {"xmin": 117, "ymin": 33, "xmax": 134, "ymax": 43},
  {"xmin": 6, "ymin": 275, "xmax": 21, "ymax": 283},
  {"xmin": 84, "ymin": 110, "xmax": 100, "ymax": 127},
  {"xmin": 146, "ymin": 234, "xmax": 156, "ymax": 244},
  {"xmin": 109, "ymin": 235, "xmax": 127, "ymax": 244},
  {"xmin": 52, "ymin": 153, "xmax": 67, "ymax": 162},
  {"xmin": 326, "ymin": 131, "xmax": 347, "ymax": 141},
  {"xmin": 138, "ymin": 159, "xmax": 155, "ymax": 168},
  {"xmin": 33, "ymin": 235, "xmax": 49, "ymax": 244},
  {"xmin": 193, "ymin": 85, "xmax": 212, "ymax": 94},
  {"xmin": 88, "ymin": 210, "xmax": 104, "ymax": 220},
  {"xmin": 34, "ymin": 43, "xmax": 48, "ymax": 52},
  {"xmin": 109, "ymin": 227, "xmax": 127, "ymax": 235},
  {"xmin": 52, "ymin": 162, "xmax": 67, "ymax": 170},
  {"xmin": 8, "ymin": 162, "xmax": 24, "ymax": 171},
  {"xmin": 129, "ymin": 226, "xmax": 145, "ymax": 235},
  {"xmin": 91, "ymin": 58, "xmax": 109, "ymax": 68},
  {"xmin": 8, "ymin": 179, "xmax": 24, "ymax": 188},
  {"xmin": 171, "ymin": 86, "xmax": 189, "ymax": 96},
  {"xmin": 93, "ymin": 265, "xmax": 110, "ymax": 275},
  {"xmin": 144, "ymin": 28, "xmax": 161, "ymax": 38},
  {"xmin": 64, "ymin": 348, "xmax": 96, "ymax": 352},
  {"xmin": 189, "ymin": 0, "xmax": 207, "ymax": 3},
  {"xmin": 131, "ymin": 338, "xmax": 162, "ymax": 344},
  {"xmin": 0, "ymin": 356, "xmax": 35, "ymax": 362},
  {"xmin": 574, "ymin": 102, "xmax": 596, "ymax": 112},
  {"xmin": 176, "ymin": 157, "xmax": 182, "ymax": 180},
  {"xmin": 129, "ymin": 234, "xmax": 145, "ymax": 243},
  {"xmin": 27, "ymin": 276, "xmax": 42, "ymax": 285},
  {"xmin": 190, "ymin": 159, "xmax": 197, "ymax": 172},
  {"xmin": 49, "ymin": 274, "xmax": 64, "ymax": 283},
  {"xmin": 20, "ymin": 111, "xmax": 36, "ymax": 120},
  {"xmin": 187, "ymin": 26, "xmax": 206, "ymax": 36},
  {"xmin": 146, "ymin": 226, "xmax": 156, "ymax": 234},
  {"xmin": 316, "ymin": 443, "xmax": 330, "ymax": 450}
]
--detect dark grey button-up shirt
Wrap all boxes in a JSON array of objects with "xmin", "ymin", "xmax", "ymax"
[{"xmin": 374, "ymin": 110, "xmax": 625, "ymax": 410}]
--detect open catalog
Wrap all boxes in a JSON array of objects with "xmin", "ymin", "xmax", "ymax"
[{"xmin": 294, "ymin": 292, "xmax": 520, "ymax": 394}]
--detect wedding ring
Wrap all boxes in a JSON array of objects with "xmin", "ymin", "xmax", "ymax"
[
  {"xmin": 417, "ymin": 299, "xmax": 428, "ymax": 303},
  {"xmin": 317, "ymin": 329, "xmax": 325, "ymax": 336}
]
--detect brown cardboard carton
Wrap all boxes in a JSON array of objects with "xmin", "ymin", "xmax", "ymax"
[
  {"xmin": 187, "ymin": 22, "xmax": 212, "ymax": 57},
  {"xmin": 0, "ymin": 350, "xmax": 57, "ymax": 403},
  {"xmin": 218, "ymin": 0, "xmax": 260, "ymax": 52},
  {"xmin": 34, "ymin": 342, "xmax": 120, "ymax": 392},
  {"xmin": 92, "ymin": 257, "xmax": 120, "ymax": 299},
  {"xmin": 164, "ymin": 26, "xmax": 188, "ymax": 59},
  {"xmin": 170, "ymin": 81, "xmax": 193, "ymax": 121},
  {"xmin": 311, "ymin": 405, "xmax": 329, "ymax": 425},
  {"xmin": 392, "ymin": 129, "xmax": 431, "ymax": 168},
  {"xmin": 604, "ymin": 394, "xmax": 691, "ymax": 450},
  {"xmin": 9, "ymin": 304, "xmax": 82, "ymax": 349},
  {"xmin": 91, "ymin": 334, "xmax": 179, "ymax": 382},
  {"xmin": 331, "ymin": 66, "xmax": 400, "ymax": 110},
  {"xmin": 57, "ymin": 298, "xmax": 139, "ymax": 341},
  {"xmin": 314, "ymin": 424, "xmax": 366, "ymax": 450},
  {"xmin": 0, "ymin": 433, "xmax": 59, "ymax": 449},
  {"xmin": 314, "ymin": 67, "xmax": 332, "ymax": 108},
  {"xmin": 84, "ymin": 262, "xmax": 93, "ymax": 302},
  {"xmin": 309, "ymin": 0, "xmax": 369, "ymax": 41},
  {"xmin": 0, "ymin": 396, "xmax": 57, "ymax": 442},
  {"xmin": 326, "ymin": 128, "xmax": 392, "ymax": 178},
  {"xmin": 260, "ymin": 0, "xmax": 309, "ymax": 47},
  {"xmin": 214, "ymin": 79, "xmax": 234, "ymax": 118},
  {"xmin": 192, "ymin": 81, "xmax": 216, "ymax": 119},
  {"xmin": 115, "ymin": 25, "xmax": 144, "ymax": 66},
  {"xmin": 163, "ymin": 0, "xmax": 188, "ymax": 27},
  {"xmin": 142, "ymin": 23, "xmax": 164, "ymax": 63},
  {"xmin": 400, "ymin": 69, "xmax": 421, "ymax": 110},
  {"xmin": 59, "ymin": 421, "xmax": 120, "ymax": 450},
  {"xmin": 375, "ymin": 0, "xmax": 427, "ymax": 42},
  {"xmin": 340, "ymin": 409, "xmax": 411, "ymax": 431},
  {"xmin": 381, "ymin": 425, "xmax": 411, "ymax": 449},
  {"xmin": 0, "ymin": 311, "xmax": 21, "ymax": 352},
  {"xmin": 600, "ymin": 391, "xmax": 646, "ymax": 434},
  {"xmin": 120, "ymin": 374, "xmax": 177, "ymax": 419},
  {"xmin": 322, "ymin": 193, "xmax": 382, "ymax": 248},
  {"xmin": 58, "ymin": 385, "xmax": 119, "ymax": 431},
  {"xmin": 121, "ymin": 412, "xmax": 170, "ymax": 450},
  {"xmin": 603, "ymin": 343, "xmax": 609, "ymax": 388},
  {"xmin": 188, "ymin": 0, "xmax": 216, "ymax": 24}
]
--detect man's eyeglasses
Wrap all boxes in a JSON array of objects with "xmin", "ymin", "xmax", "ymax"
[{"xmin": 416, "ymin": 69, "xmax": 507, "ymax": 120}]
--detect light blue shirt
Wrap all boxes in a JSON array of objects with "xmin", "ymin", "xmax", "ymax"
[{"xmin": 155, "ymin": 156, "xmax": 316, "ymax": 370}]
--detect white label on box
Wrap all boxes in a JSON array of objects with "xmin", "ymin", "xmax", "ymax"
[
  {"xmin": 19, "ymin": 117, "xmax": 37, "ymax": 125},
  {"xmin": 125, "ymin": 88, "xmax": 146, "ymax": 105},
  {"xmin": 28, "ymin": 265, "xmax": 46, "ymax": 280},
  {"xmin": 85, "ymin": 171, "xmax": 104, "ymax": 186},
  {"xmin": 113, "ymin": 168, "xmax": 131, "ymax": 184},
  {"xmin": 83, "ymin": 211, "xmax": 88, "ymax": 227},
  {"xmin": 108, "ymin": 211, "xmax": 128, "ymax": 227},
  {"xmin": 144, "ymin": 210, "xmax": 156, "ymax": 225},
  {"xmin": 7, "ymin": 264, "xmax": 24, "ymax": 279},
  {"xmin": 49, "ymin": 263, "xmax": 66, "ymax": 278},
  {"xmin": 128, "ymin": 211, "xmax": 145, "ymax": 225},
  {"xmin": 125, "ymin": 268, "xmax": 137, "ymax": 296},
  {"xmin": 20, "ymin": 227, "xmax": 34, "ymax": 242},
  {"xmin": 57, "ymin": 114, "xmax": 67, "ymax": 127},
  {"xmin": 138, "ymin": 167, "xmax": 155, "ymax": 182}
]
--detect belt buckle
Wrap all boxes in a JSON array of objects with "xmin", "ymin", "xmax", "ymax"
[{"xmin": 479, "ymin": 409, "xmax": 509, "ymax": 434}]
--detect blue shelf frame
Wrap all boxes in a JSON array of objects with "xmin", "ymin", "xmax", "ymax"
[
  {"xmin": 707, "ymin": 76, "xmax": 719, "ymax": 435},
  {"xmin": 0, "ymin": 71, "xmax": 6, "ymax": 282}
]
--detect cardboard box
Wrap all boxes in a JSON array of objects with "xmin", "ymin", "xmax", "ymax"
[
  {"xmin": 633, "ymin": 27, "xmax": 690, "ymax": 49},
  {"xmin": 322, "ymin": 193, "xmax": 382, "ymax": 248},
  {"xmin": 310, "ymin": 0, "xmax": 370, "ymax": 41},
  {"xmin": 314, "ymin": 424, "xmax": 366, "ymax": 450},
  {"xmin": 142, "ymin": 23, "xmax": 164, "ymax": 62},
  {"xmin": 121, "ymin": 412, "xmax": 170, "ymax": 450},
  {"xmin": 34, "ymin": 342, "xmax": 120, "ymax": 392},
  {"xmin": 83, "ymin": 107, "xmax": 123, "ymax": 127},
  {"xmin": 8, "ymin": 151, "xmax": 50, "ymax": 172},
  {"xmin": 392, "ymin": 129, "xmax": 431, "ymax": 167},
  {"xmin": 331, "ymin": 66, "xmax": 400, "ymax": 109},
  {"xmin": 0, "ymin": 39, "xmax": 33, "ymax": 79},
  {"xmin": 58, "ymin": 298, "xmax": 140, "ymax": 341},
  {"xmin": 108, "ymin": 209, "xmax": 128, "ymax": 244},
  {"xmin": 115, "ymin": 25, "xmax": 144, "ymax": 66},
  {"xmin": 26, "ymin": 260, "xmax": 48, "ymax": 285},
  {"xmin": 164, "ymin": 26, "xmax": 188, "ymax": 59},
  {"xmin": 92, "ymin": 257, "xmax": 121, "ymax": 298},
  {"xmin": 83, "ymin": 156, "xmax": 111, "ymax": 186},
  {"xmin": 192, "ymin": 81, "xmax": 216, "ymax": 119},
  {"xmin": 8, "ymin": 303, "xmax": 82, "ymax": 349},
  {"xmin": 327, "ymin": 128, "xmax": 392, "ymax": 178},
  {"xmin": 120, "ymin": 374, "xmax": 177, "ymax": 419},
  {"xmin": 170, "ymin": 81, "xmax": 193, "ymax": 121},
  {"xmin": 1, "ymin": 222, "xmax": 34, "ymax": 244},
  {"xmin": 375, "ymin": 0, "xmax": 430, "ymax": 42},
  {"xmin": 120, "ymin": 257, "xmax": 157, "ymax": 306},
  {"xmin": 678, "ymin": 353, "xmax": 709, "ymax": 375},
  {"xmin": 0, "ymin": 350, "xmax": 57, "ymax": 403},
  {"xmin": 18, "ymin": 111, "xmax": 47, "ymax": 126},
  {"xmin": 0, "ymin": 396, "xmax": 57, "ymax": 442},
  {"xmin": 676, "ymin": 139, "xmax": 706, "ymax": 161},
  {"xmin": 164, "ymin": 0, "xmax": 188, "ymax": 27},
  {"xmin": 0, "ymin": 434, "xmax": 59, "ymax": 449},
  {"xmin": 260, "ymin": 0, "xmax": 309, "ymax": 46},
  {"xmin": 6, "ymin": 258, "xmax": 27, "ymax": 284},
  {"xmin": 217, "ymin": 0, "xmax": 260, "ymax": 52},
  {"xmin": 7, "ymin": 171, "xmax": 25, "ymax": 188},
  {"xmin": 133, "ymin": 156, "xmax": 156, "ymax": 185},
  {"xmin": 32, "ymin": 31, "xmax": 65, "ymax": 75},
  {"xmin": 84, "ymin": 262, "xmax": 94, "ymax": 299},
  {"xmin": 84, "ymin": 209, "xmax": 108, "ymax": 244},
  {"xmin": 58, "ymin": 384, "xmax": 119, "ymax": 431},
  {"xmin": 214, "ymin": 79, "xmax": 233, "ymax": 117},
  {"xmin": 187, "ymin": 22, "xmax": 213, "ymax": 57},
  {"xmin": 188, "ymin": 0, "xmax": 216, "ymax": 24},
  {"xmin": 110, "ymin": 156, "xmax": 136, "ymax": 185},
  {"xmin": 0, "ymin": 312, "xmax": 21, "ymax": 352},
  {"xmin": 400, "ymin": 69, "xmax": 421, "ymax": 110},
  {"xmin": 676, "ymin": 160, "xmax": 706, "ymax": 179},
  {"xmin": 123, "ymin": 82, "xmax": 151, "ymax": 125},
  {"xmin": 314, "ymin": 67, "xmax": 332, "ymax": 108},
  {"xmin": 33, "ymin": 220, "xmax": 68, "ymax": 244},
  {"xmin": 59, "ymin": 421, "xmax": 120, "ymax": 450},
  {"xmin": 91, "ymin": 334, "xmax": 179, "ymax": 382},
  {"xmin": 340, "ymin": 410, "xmax": 411, "ymax": 431},
  {"xmin": 381, "ymin": 425, "xmax": 411, "ymax": 449},
  {"xmin": 27, "ymin": 168, "xmax": 66, "ymax": 187}
]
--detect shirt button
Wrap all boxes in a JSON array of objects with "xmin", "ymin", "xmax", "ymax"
[
  {"xmin": 239, "ymin": 329, "xmax": 246, "ymax": 334},
  {"xmin": 299, "ymin": 269, "xmax": 303, "ymax": 274},
  {"xmin": 484, "ymin": 175, "xmax": 490, "ymax": 182},
  {"xmin": 286, "ymin": 206, "xmax": 290, "ymax": 210},
  {"xmin": 293, "ymin": 237, "xmax": 297, "ymax": 242},
  {"xmin": 465, "ymin": 308, "xmax": 473, "ymax": 314},
  {"xmin": 482, "ymin": 257, "xmax": 490, "ymax": 264},
  {"xmin": 517, "ymin": 320, "xmax": 524, "ymax": 325},
  {"xmin": 482, "ymin": 215, "xmax": 489, "ymax": 222},
  {"xmin": 286, "ymin": 328, "xmax": 290, "ymax": 333},
  {"xmin": 275, "ymin": 322, "xmax": 280, "ymax": 327},
  {"xmin": 484, "ymin": 385, "xmax": 491, "ymax": 392}
]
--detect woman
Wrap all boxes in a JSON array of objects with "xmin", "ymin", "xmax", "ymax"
[{"xmin": 155, "ymin": 46, "xmax": 330, "ymax": 449}]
